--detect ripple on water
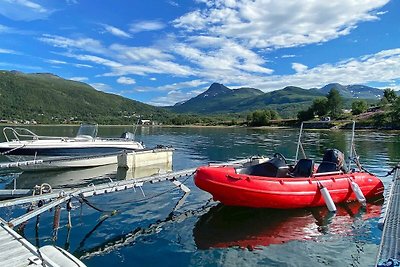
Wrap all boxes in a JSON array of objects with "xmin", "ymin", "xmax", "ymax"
[{"xmin": 0, "ymin": 126, "xmax": 397, "ymax": 267}]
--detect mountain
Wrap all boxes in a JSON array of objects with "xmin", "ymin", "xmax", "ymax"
[
  {"xmin": 172, "ymin": 83, "xmax": 264, "ymax": 113},
  {"xmin": 320, "ymin": 83, "xmax": 383, "ymax": 99},
  {"xmin": 171, "ymin": 83, "xmax": 324, "ymax": 116},
  {"xmin": 0, "ymin": 70, "xmax": 170, "ymax": 124},
  {"xmin": 170, "ymin": 82, "xmax": 385, "ymax": 117}
]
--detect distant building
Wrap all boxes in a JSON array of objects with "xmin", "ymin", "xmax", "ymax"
[{"xmin": 139, "ymin": 119, "xmax": 152, "ymax": 125}]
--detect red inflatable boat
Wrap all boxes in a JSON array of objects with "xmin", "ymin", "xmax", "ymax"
[
  {"xmin": 195, "ymin": 157, "xmax": 383, "ymax": 209},
  {"xmin": 194, "ymin": 121, "xmax": 384, "ymax": 209}
]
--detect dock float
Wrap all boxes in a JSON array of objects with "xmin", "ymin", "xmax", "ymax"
[{"xmin": 376, "ymin": 163, "xmax": 400, "ymax": 266}]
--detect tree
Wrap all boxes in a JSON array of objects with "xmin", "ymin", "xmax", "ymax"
[
  {"xmin": 327, "ymin": 88, "xmax": 343, "ymax": 118},
  {"xmin": 297, "ymin": 107, "xmax": 314, "ymax": 122},
  {"xmin": 383, "ymin": 88, "xmax": 397, "ymax": 104},
  {"xmin": 351, "ymin": 100, "xmax": 368, "ymax": 115},
  {"xmin": 311, "ymin": 97, "xmax": 328, "ymax": 116},
  {"xmin": 391, "ymin": 97, "xmax": 400, "ymax": 126},
  {"xmin": 248, "ymin": 109, "xmax": 279, "ymax": 126}
]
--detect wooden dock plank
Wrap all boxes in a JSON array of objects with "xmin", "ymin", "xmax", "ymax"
[{"xmin": 0, "ymin": 223, "xmax": 37, "ymax": 267}]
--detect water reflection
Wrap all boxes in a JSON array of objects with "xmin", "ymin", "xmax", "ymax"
[
  {"xmin": 193, "ymin": 202, "xmax": 382, "ymax": 250},
  {"xmin": 5, "ymin": 162, "xmax": 173, "ymax": 190},
  {"xmin": 0, "ymin": 126, "xmax": 398, "ymax": 267}
]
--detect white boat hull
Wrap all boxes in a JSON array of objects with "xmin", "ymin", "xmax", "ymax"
[{"xmin": 5, "ymin": 153, "xmax": 119, "ymax": 171}]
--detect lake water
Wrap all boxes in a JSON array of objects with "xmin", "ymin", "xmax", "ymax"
[{"xmin": 0, "ymin": 125, "xmax": 399, "ymax": 267}]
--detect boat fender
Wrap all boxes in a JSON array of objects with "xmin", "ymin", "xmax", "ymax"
[
  {"xmin": 318, "ymin": 182, "xmax": 337, "ymax": 212},
  {"xmin": 349, "ymin": 179, "xmax": 366, "ymax": 206}
]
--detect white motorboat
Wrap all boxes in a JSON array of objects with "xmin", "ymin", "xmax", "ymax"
[{"xmin": 0, "ymin": 124, "xmax": 145, "ymax": 170}]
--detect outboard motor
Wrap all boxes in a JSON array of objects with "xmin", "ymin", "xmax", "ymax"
[
  {"xmin": 120, "ymin": 132, "xmax": 135, "ymax": 140},
  {"xmin": 322, "ymin": 149, "xmax": 347, "ymax": 172}
]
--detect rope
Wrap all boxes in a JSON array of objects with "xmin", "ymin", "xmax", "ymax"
[
  {"xmin": 0, "ymin": 144, "xmax": 26, "ymax": 155},
  {"xmin": 77, "ymin": 196, "xmax": 117, "ymax": 214},
  {"xmin": 384, "ymin": 165, "xmax": 400, "ymax": 177}
]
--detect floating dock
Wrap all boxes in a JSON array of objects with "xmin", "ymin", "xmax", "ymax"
[
  {"xmin": 376, "ymin": 163, "xmax": 400, "ymax": 266},
  {"xmin": 0, "ymin": 158, "xmax": 251, "ymax": 266}
]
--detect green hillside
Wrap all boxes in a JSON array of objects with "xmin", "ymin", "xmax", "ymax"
[
  {"xmin": 172, "ymin": 83, "xmax": 264, "ymax": 114},
  {"xmin": 0, "ymin": 70, "xmax": 170, "ymax": 124},
  {"xmin": 172, "ymin": 84, "xmax": 325, "ymax": 117}
]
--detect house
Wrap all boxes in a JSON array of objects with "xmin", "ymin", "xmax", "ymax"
[{"xmin": 139, "ymin": 119, "xmax": 152, "ymax": 125}]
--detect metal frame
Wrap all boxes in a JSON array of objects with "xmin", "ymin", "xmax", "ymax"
[{"xmin": 294, "ymin": 120, "xmax": 357, "ymax": 170}]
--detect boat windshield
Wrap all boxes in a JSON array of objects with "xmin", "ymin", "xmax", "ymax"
[{"xmin": 76, "ymin": 124, "xmax": 98, "ymax": 138}]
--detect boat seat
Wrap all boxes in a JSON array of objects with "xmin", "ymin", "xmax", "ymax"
[
  {"xmin": 236, "ymin": 157, "xmax": 289, "ymax": 177},
  {"xmin": 316, "ymin": 161, "xmax": 338, "ymax": 173},
  {"xmin": 292, "ymin": 159, "xmax": 314, "ymax": 177}
]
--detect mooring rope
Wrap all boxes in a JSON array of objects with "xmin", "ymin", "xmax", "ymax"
[
  {"xmin": 384, "ymin": 165, "xmax": 400, "ymax": 177},
  {"xmin": 77, "ymin": 196, "xmax": 117, "ymax": 214},
  {"xmin": 0, "ymin": 144, "xmax": 26, "ymax": 155}
]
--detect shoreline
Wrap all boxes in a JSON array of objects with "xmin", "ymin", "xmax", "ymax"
[{"xmin": 1, "ymin": 123, "xmax": 399, "ymax": 131}]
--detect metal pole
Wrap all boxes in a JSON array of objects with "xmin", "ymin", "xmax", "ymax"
[
  {"xmin": 348, "ymin": 121, "xmax": 355, "ymax": 170},
  {"xmin": 295, "ymin": 122, "xmax": 304, "ymax": 162}
]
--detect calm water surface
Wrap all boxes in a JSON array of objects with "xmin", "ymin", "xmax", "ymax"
[{"xmin": 0, "ymin": 125, "xmax": 399, "ymax": 267}]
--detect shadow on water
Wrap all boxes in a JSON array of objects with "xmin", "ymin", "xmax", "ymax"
[
  {"xmin": 72, "ymin": 191, "xmax": 205, "ymax": 260},
  {"xmin": 193, "ymin": 201, "xmax": 383, "ymax": 250}
]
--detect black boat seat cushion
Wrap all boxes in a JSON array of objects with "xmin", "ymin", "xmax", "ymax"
[
  {"xmin": 293, "ymin": 159, "xmax": 314, "ymax": 177},
  {"xmin": 316, "ymin": 161, "xmax": 338, "ymax": 173},
  {"xmin": 236, "ymin": 157, "xmax": 289, "ymax": 177}
]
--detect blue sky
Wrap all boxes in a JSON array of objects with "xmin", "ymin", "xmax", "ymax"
[{"xmin": 0, "ymin": 0, "xmax": 399, "ymax": 106}]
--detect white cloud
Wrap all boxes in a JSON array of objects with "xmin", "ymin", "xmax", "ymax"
[
  {"xmin": 90, "ymin": 82, "xmax": 111, "ymax": 92},
  {"xmin": 150, "ymin": 77, "xmax": 157, "ymax": 81},
  {"xmin": 143, "ymin": 79, "xmax": 207, "ymax": 92},
  {"xmin": 129, "ymin": 20, "xmax": 166, "ymax": 33},
  {"xmin": 74, "ymin": 63, "xmax": 92, "ymax": 68},
  {"xmin": 0, "ymin": 24, "xmax": 12, "ymax": 33},
  {"xmin": 147, "ymin": 89, "xmax": 203, "ymax": 106},
  {"xmin": 39, "ymin": 34, "xmax": 107, "ymax": 54},
  {"xmin": 69, "ymin": 76, "xmax": 88, "ymax": 82},
  {"xmin": 0, "ymin": 0, "xmax": 53, "ymax": 21},
  {"xmin": 64, "ymin": 53, "xmax": 123, "ymax": 68},
  {"xmin": 0, "ymin": 48, "xmax": 18, "ymax": 54},
  {"xmin": 244, "ymin": 48, "xmax": 400, "ymax": 91},
  {"xmin": 101, "ymin": 24, "xmax": 131, "ymax": 38},
  {"xmin": 152, "ymin": 47, "xmax": 400, "ymax": 105},
  {"xmin": 46, "ymin": 59, "xmax": 67, "ymax": 65},
  {"xmin": 282, "ymin": 54, "xmax": 296, "ymax": 58},
  {"xmin": 166, "ymin": 1, "xmax": 179, "ymax": 7},
  {"xmin": 110, "ymin": 44, "xmax": 173, "ymax": 62},
  {"xmin": 172, "ymin": 39, "xmax": 273, "ymax": 81},
  {"xmin": 117, "ymin": 76, "xmax": 136, "ymax": 85},
  {"xmin": 292, "ymin": 63, "xmax": 308, "ymax": 73},
  {"xmin": 174, "ymin": 0, "xmax": 389, "ymax": 49}
]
